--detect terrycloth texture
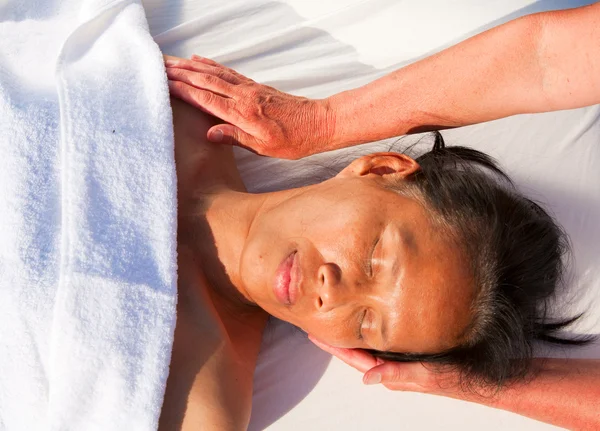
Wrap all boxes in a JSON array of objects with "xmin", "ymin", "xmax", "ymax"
[{"xmin": 0, "ymin": 1, "xmax": 177, "ymax": 430}]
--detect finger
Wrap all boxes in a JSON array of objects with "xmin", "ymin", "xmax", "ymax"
[
  {"xmin": 364, "ymin": 361, "xmax": 434, "ymax": 392},
  {"xmin": 363, "ymin": 363, "xmax": 406, "ymax": 388},
  {"xmin": 164, "ymin": 54, "xmax": 195, "ymax": 67},
  {"xmin": 165, "ymin": 55, "xmax": 241, "ymax": 84},
  {"xmin": 163, "ymin": 54, "xmax": 184, "ymax": 65},
  {"xmin": 364, "ymin": 362, "xmax": 401, "ymax": 386},
  {"xmin": 207, "ymin": 124, "xmax": 265, "ymax": 155},
  {"xmin": 308, "ymin": 335, "xmax": 378, "ymax": 373},
  {"xmin": 190, "ymin": 54, "xmax": 220, "ymax": 67},
  {"xmin": 166, "ymin": 67, "xmax": 236, "ymax": 99},
  {"xmin": 168, "ymin": 80, "xmax": 235, "ymax": 121},
  {"xmin": 167, "ymin": 61, "xmax": 242, "ymax": 86},
  {"xmin": 191, "ymin": 55, "xmax": 252, "ymax": 83}
]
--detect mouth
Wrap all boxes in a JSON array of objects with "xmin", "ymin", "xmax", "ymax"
[{"xmin": 273, "ymin": 250, "xmax": 300, "ymax": 306}]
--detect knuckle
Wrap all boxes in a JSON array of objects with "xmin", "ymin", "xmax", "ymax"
[
  {"xmin": 167, "ymin": 67, "xmax": 183, "ymax": 79},
  {"xmin": 242, "ymin": 84, "xmax": 259, "ymax": 98},
  {"xmin": 214, "ymin": 69, "xmax": 227, "ymax": 80},
  {"xmin": 244, "ymin": 107, "xmax": 260, "ymax": 122},
  {"xmin": 226, "ymin": 67, "xmax": 245, "ymax": 79},
  {"xmin": 224, "ymin": 98, "xmax": 236, "ymax": 112},
  {"xmin": 196, "ymin": 90, "xmax": 214, "ymax": 105},
  {"xmin": 389, "ymin": 368, "xmax": 404, "ymax": 382},
  {"xmin": 197, "ymin": 73, "xmax": 216, "ymax": 87}
]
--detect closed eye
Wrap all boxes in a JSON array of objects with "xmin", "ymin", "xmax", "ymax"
[
  {"xmin": 357, "ymin": 309, "xmax": 367, "ymax": 340},
  {"xmin": 368, "ymin": 237, "xmax": 380, "ymax": 277}
]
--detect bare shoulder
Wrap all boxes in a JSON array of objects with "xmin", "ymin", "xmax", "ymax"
[
  {"xmin": 171, "ymin": 97, "xmax": 244, "ymax": 206},
  {"xmin": 159, "ymin": 245, "xmax": 266, "ymax": 431}
]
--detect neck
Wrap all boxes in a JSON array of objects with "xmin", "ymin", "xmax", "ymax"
[{"xmin": 179, "ymin": 188, "xmax": 268, "ymax": 311}]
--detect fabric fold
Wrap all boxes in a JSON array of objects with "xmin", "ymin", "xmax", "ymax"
[{"xmin": 0, "ymin": 0, "xmax": 177, "ymax": 429}]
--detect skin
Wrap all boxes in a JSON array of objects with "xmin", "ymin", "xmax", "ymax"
[
  {"xmin": 237, "ymin": 173, "xmax": 476, "ymax": 354},
  {"xmin": 162, "ymin": 94, "xmax": 476, "ymax": 429},
  {"xmin": 165, "ymin": 3, "xmax": 600, "ymax": 159},
  {"xmin": 160, "ymin": 98, "xmax": 269, "ymax": 431},
  {"xmin": 162, "ymin": 4, "xmax": 600, "ymax": 429}
]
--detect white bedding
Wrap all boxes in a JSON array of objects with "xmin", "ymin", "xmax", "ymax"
[{"xmin": 144, "ymin": 0, "xmax": 600, "ymax": 430}]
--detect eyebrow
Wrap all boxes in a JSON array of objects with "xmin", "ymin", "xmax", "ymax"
[
  {"xmin": 377, "ymin": 225, "xmax": 418, "ymax": 352},
  {"xmin": 401, "ymin": 226, "xmax": 417, "ymax": 253},
  {"xmin": 380, "ymin": 318, "xmax": 388, "ymax": 351}
]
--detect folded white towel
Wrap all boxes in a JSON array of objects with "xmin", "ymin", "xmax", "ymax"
[{"xmin": 0, "ymin": 1, "xmax": 177, "ymax": 429}]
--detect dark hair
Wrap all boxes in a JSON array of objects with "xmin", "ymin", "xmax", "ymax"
[{"xmin": 368, "ymin": 131, "xmax": 596, "ymax": 393}]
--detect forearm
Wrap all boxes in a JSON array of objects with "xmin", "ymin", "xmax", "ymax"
[
  {"xmin": 327, "ymin": 4, "xmax": 600, "ymax": 149},
  {"xmin": 459, "ymin": 358, "xmax": 600, "ymax": 431}
]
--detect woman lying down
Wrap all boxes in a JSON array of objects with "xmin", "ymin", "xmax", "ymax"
[
  {"xmin": 160, "ymin": 87, "xmax": 596, "ymax": 429},
  {"xmin": 162, "ymin": 5, "xmax": 600, "ymax": 430}
]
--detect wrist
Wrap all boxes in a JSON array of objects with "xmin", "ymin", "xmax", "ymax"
[
  {"xmin": 321, "ymin": 80, "xmax": 426, "ymax": 152},
  {"xmin": 309, "ymin": 96, "xmax": 338, "ymax": 156},
  {"xmin": 290, "ymin": 97, "xmax": 336, "ymax": 158},
  {"xmin": 320, "ymin": 90, "xmax": 360, "ymax": 152}
]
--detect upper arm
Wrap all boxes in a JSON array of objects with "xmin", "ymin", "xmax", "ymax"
[
  {"xmin": 537, "ymin": 3, "xmax": 600, "ymax": 110},
  {"xmin": 160, "ymin": 335, "xmax": 255, "ymax": 431}
]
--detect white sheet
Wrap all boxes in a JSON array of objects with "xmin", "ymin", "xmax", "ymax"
[{"xmin": 145, "ymin": 0, "xmax": 600, "ymax": 430}]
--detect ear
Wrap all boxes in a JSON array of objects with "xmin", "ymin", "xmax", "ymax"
[{"xmin": 337, "ymin": 153, "xmax": 420, "ymax": 180}]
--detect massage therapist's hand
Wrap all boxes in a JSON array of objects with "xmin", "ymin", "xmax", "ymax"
[
  {"xmin": 164, "ymin": 55, "xmax": 334, "ymax": 159},
  {"xmin": 308, "ymin": 336, "xmax": 459, "ymax": 396},
  {"xmin": 311, "ymin": 336, "xmax": 600, "ymax": 430}
]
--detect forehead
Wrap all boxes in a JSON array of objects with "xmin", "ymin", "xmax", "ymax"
[{"xmin": 379, "ymin": 193, "xmax": 476, "ymax": 354}]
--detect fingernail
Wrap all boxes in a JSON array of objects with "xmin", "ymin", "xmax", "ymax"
[
  {"xmin": 191, "ymin": 55, "xmax": 202, "ymax": 61},
  {"xmin": 364, "ymin": 373, "xmax": 382, "ymax": 385},
  {"xmin": 210, "ymin": 129, "xmax": 223, "ymax": 142}
]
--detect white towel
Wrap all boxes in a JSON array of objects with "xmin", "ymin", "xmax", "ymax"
[{"xmin": 0, "ymin": 0, "xmax": 177, "ymax": 430}]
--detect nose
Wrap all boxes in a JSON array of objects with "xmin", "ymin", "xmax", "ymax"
[{"xmin": 316, "ymin": 262, "xmax": 343, "ymax": 311}]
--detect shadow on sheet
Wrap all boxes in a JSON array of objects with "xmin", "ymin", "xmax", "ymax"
[{"xmin": 142, "ymin": 0, "xmax": 600, "ymax": 429}]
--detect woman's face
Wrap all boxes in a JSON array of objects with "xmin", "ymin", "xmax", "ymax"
[{"xmin": 240, "ymin": 154, "xmax": 476, "ymax": 354}]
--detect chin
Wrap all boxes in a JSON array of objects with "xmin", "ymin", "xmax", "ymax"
[{"xmin": 263, "ymin": 306, "xmax": 297, "ymax": 328}]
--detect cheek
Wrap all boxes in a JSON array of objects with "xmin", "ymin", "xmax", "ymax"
[
  {"xmin": 239, "ymin": 246, "xmax": 270, "ymax": 301},
  {"xmin": 240, "ymin": 220, "xmax": 294, "ymax": 297},
  {"xmin": 299, "ymin": 312, "xmax": 356, "ymax": 348}
]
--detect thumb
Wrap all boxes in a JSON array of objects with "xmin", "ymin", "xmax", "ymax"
[
  {"xmin": 207, "ymin": 124, "xmax": 263, "ymax": 155},
  {"xmin": 363, "ymin": 361, "xmax": 419, "ymax": 387}
]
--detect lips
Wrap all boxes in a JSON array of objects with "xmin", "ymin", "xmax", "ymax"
[{"xmin": 273, "ymin": 251, "xmax": 299, "ymax": 306}]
